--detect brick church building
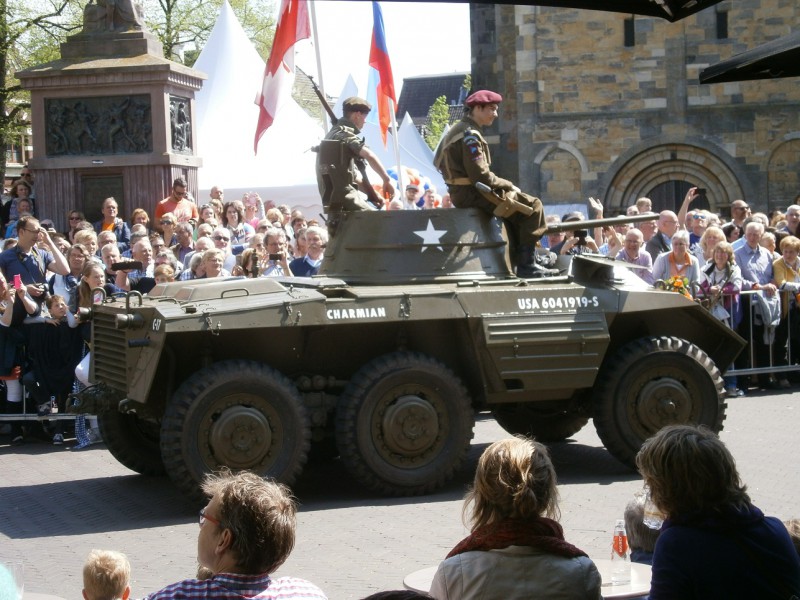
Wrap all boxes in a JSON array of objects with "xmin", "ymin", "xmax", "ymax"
[{"xmin": 470, "ymin": 2, "xmax": 800, "ymax": 216}]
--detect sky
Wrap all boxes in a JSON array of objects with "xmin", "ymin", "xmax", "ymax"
[{"xmin": 288, "ymin": 1, "xmax": 471, "ymax": 99}]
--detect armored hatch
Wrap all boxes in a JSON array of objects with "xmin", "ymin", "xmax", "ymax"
[{"xmin": 319, "ymin": 208, "xmax": 512, "ymax": 284}]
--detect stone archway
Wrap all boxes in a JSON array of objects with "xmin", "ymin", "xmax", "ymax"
[
  {"xmin": 767, "ymin": 135, "xmax": 800, "ymax": 212},
  {"xmin": 603, "ymin": 142, "xmax": 744, "ymax": 216}
]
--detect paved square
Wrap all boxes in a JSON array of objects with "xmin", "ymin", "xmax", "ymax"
[{"xmin": 1, "ymin": 389, "xmax": 798, "ymax": 598}]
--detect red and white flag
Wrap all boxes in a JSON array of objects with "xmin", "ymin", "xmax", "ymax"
[{"xmin": 253, "ymin": 0, "xmax": 310, "ymax": 155}]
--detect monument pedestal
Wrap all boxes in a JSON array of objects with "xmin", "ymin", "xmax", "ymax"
[{"xmin": 16, "ymin": 29, "xmax": 206, "ymax": 228}]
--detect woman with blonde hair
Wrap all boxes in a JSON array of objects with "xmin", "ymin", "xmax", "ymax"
[
  {"xmin": 694, "ymin": 225, "xmax": 725, "ymax": 263},
  {"xmin": 429, "ymin": 437, "xmax": 601, "ymax": 599},
  {"xmin": 637, "ymin": 425, "xmax": 800, "ymax": 598},
  {"xmin": 698, "ymin": 241, "xmax": 743, "ymax": 396}
]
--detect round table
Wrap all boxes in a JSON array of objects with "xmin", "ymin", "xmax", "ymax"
[
  {"xmin": 404, "ymin": 558, "xmax": 652, "ymax": 599},
  {"xmin": 594, "ymin": 558, "xmax": 652, "ymax": 599}
]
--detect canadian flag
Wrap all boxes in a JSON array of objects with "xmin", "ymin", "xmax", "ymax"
[{"xmin": 253, "ymin": 0, "xmax": 310, "ymax": 154}]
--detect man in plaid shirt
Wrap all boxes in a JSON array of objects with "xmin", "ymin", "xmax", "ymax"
[{"xmin": 140, "ymin": 471, "xmax": 326, "ymax": 599}]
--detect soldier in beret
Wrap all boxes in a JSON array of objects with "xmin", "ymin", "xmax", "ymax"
[
  {"xmin": 434, "ymin": 90, "xmax": 548, "ymax": 277},
  {"xmin": 316, "ymin": 97, "xmax": 395, "ymax": 232}
]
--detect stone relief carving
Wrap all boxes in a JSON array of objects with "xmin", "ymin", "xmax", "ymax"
[
  {"xmin": 82, "ymin": 0, "xmax": 146, "ymax": 34},
  {"xmin": 169, "ymin": 96, "xmax": 193, "ymax": 153},
  {"xmin": 44, "ymin": 95, "xmax": 152, "ymax": 156}
]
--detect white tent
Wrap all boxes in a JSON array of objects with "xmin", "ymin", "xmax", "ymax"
[
  {"xmin": 333, "ymin": 76, "xmax": 446, "ymax": 195},
  {"xmin": 193, "ymin": 1, "xmax": 325, "ymax": 215}
]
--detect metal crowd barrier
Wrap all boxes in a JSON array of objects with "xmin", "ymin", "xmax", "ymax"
[
  {"xmin": 0, "ymin": 390, "xmax": 78, "ymax": 422},
  {"xmin": 699, "ymin": 288, "xmax": 800, "ymax": 378}
]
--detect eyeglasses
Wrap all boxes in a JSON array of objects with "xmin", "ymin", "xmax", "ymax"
[
  {"xmin": 733, "ymin": 206, "xmax": 749, "ymax": 211},
  {"xmin": 22, "ymin": 228, "xmax": 40, "ymax": 234},
  {"xmin": 213, "ymin": 235, "xmax": 230, "ymax": 242},
  {"xmin": 160, "ymin": 220, "xmax": 175, "ymax": 225},
  {"xmin": 199, "ymin": 508, "xmax": 220, "ymax": 527}
]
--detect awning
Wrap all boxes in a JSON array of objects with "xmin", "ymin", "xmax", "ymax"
[
  {"xmin": 700, "ymin": 31, "xmax": 800, "ymax": 83},
  {"xmin": 377, "ymin": 0, "xmax": 725, "ymax": 22},
  {"xmin": 510, "ymin": 0, "xmax": 724, "ymax": 22}
]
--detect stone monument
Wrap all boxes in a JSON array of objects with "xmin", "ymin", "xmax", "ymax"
[{"xmin": 16, "ymin": 1, "xmax": 205, "ymax": 228}]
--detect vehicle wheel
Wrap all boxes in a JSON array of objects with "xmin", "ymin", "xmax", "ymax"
[
  {"xmin": 160, "ymin": 360, "xmax": 310, "ymax": 500},
  {"xmin": 97, "ymin": 411, "xmax": 166, "ymax": 476},
  {"xmin": 335, "ymin": 351, "xmax": 474, "ymax": 495},
  {"xmin": 593, "ymin": 336, "xmax": 726, "ymax": 469},
  {"xmin": 492, "ymin": 405, "xmax": 589, "ymax": 442}
]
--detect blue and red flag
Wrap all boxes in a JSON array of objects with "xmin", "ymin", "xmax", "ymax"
[{"xmin": 366, "ymin": 1, "xmax": 396, "ymax": 147}]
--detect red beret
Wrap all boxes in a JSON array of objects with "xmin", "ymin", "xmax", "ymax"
[{"xmin": 465, "ymin": 90, "xmax": 503, "ymax": 107}]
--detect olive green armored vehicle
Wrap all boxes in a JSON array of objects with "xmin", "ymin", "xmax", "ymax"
[{"xmin": 72, "ymin": 209, "xmax": 744, "ymax": 498}]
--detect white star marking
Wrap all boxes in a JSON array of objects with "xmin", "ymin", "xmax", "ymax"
[{"xmin": 413, "ymin": 219, "xmax": 447, "ymax": 253}]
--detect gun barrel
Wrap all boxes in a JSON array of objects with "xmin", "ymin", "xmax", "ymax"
[{"xmin": 547, "ymin": 212, "xmax": 657, "ymax": 233}]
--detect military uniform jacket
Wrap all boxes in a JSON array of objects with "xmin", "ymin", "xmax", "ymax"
[
  {"xmin": 434, "ymin": 116, "xmax": 515, "ymax": 207},
  {"xmin": 324, "ymin": 117, "xmax": 364, "ymax": 198}
]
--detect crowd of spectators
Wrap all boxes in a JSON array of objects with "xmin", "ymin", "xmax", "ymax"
[
  {"xmin": 0, "ymin": 171, "xmax": 333, "ymax": 446},
  {"xmin": 545, "ymin": 187, "xmax": 800, "ymax": 397},
  {"xmin": 1, "ymin": 168, "xmax": 797, "ymax": 435}
]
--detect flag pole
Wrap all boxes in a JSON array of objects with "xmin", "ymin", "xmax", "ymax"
[
  {"xmin": 390, "ymin": 101, "xmax": 404, "ymax": 203},
  {"xmin": 309, "ymin": 0, "xmax": 329, "ymax": 131}
]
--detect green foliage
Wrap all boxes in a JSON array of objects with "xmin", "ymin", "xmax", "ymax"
[
  {"xmin": 462, "ymin": 73, "xmax": 471, "ymax": 93},
  {"xmin": 142, "ymin": 0, "xmax": 276, "ymax": 64},
  {"xmin": 424, "ymin": 95, "xmax": 449, "ymax": 149}
]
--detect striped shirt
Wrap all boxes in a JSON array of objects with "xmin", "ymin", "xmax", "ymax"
[{"xmin": 140, "ymin": 573, "xmax": 327, "ymax": 600}]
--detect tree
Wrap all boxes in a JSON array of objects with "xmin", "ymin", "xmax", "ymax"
[
  {"xmin": 424, "ymin": 95, "xmax": 449, "ymax": 150},
  {"xmin": 0, "ymin": 0, "xmax": 84, "ymax": 182},
  {"xmin": 142, "ymin": 0, "xmax": 276, "ymax": 65}
]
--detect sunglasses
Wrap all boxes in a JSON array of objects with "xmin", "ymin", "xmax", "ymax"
[
  {"xmin": 692, "ymin": 214, "xmax": 707, "ymax": 220},
  {"xmin": 213, "ymin": 235, "xmax": 230, "ymax": 242},
  {"xmin": 160, "ymin": 220, "xmax": 175, "ymax": 225}
]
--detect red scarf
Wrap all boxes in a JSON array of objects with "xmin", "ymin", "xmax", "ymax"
[{"xmin": 446, "ymin": 517, "xmax": 588, "ymax": 559}]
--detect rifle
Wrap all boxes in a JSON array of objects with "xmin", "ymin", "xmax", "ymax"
[{"xmin": 309, "ymin": 77, "xmax": 385, "ymax": 210}]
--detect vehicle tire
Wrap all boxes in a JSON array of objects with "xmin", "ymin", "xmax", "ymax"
[
  {"xmin": 492, "ymin": 405, "xmax": 589, "ymax": 442},
  {"xmin": 335, "ymin": 351, "xmax": 474, "ymax": 495},
  {"xmin": 593, "ymin": 336, "xmax": 726, "ymax": 469},
  {"xmin": 97, "ymin": 411, "xmax": 166, "ymax": 476},
  {"xmin": 160, "ymin": 360, "xmax": 310, "ymax": 500}
]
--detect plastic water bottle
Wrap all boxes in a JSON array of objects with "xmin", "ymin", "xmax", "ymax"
[
  {"xmin": 610, "ymin": 519, "xmax": 631, "ymax": 585},
  {"xmin": 50, "ymin": 395, "xmax": 58, "ymax": 414},
  {"xmin": 643, "ymin": 488, "xmax": 665, "ymax": 530}
]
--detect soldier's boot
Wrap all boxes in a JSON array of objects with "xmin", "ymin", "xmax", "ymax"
[{"xmin": 516, "ymin": 245, "xmax": 559, "ymax": 278}]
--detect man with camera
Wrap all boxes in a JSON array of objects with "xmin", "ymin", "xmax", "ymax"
[
  {"xmin": 0, "ymin": 216, "xmax": 69, "ymax": 320},
  {"xmin": 261, "ymin": 228, "xmax": 293, "ymax": 277}
]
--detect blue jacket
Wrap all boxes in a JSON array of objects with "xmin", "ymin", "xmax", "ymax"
[
  {"xmin": 649, "ymin": 504, "xmax": 800, "ymax": 599},
  {"xmin": 93, "ymin": 218, "xmax": 131, "ymax": 253}
]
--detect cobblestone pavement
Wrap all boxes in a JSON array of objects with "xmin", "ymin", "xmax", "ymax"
[{"xmin": 1, "ymin": 388, "xmax": 798, "ymax": 599}]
